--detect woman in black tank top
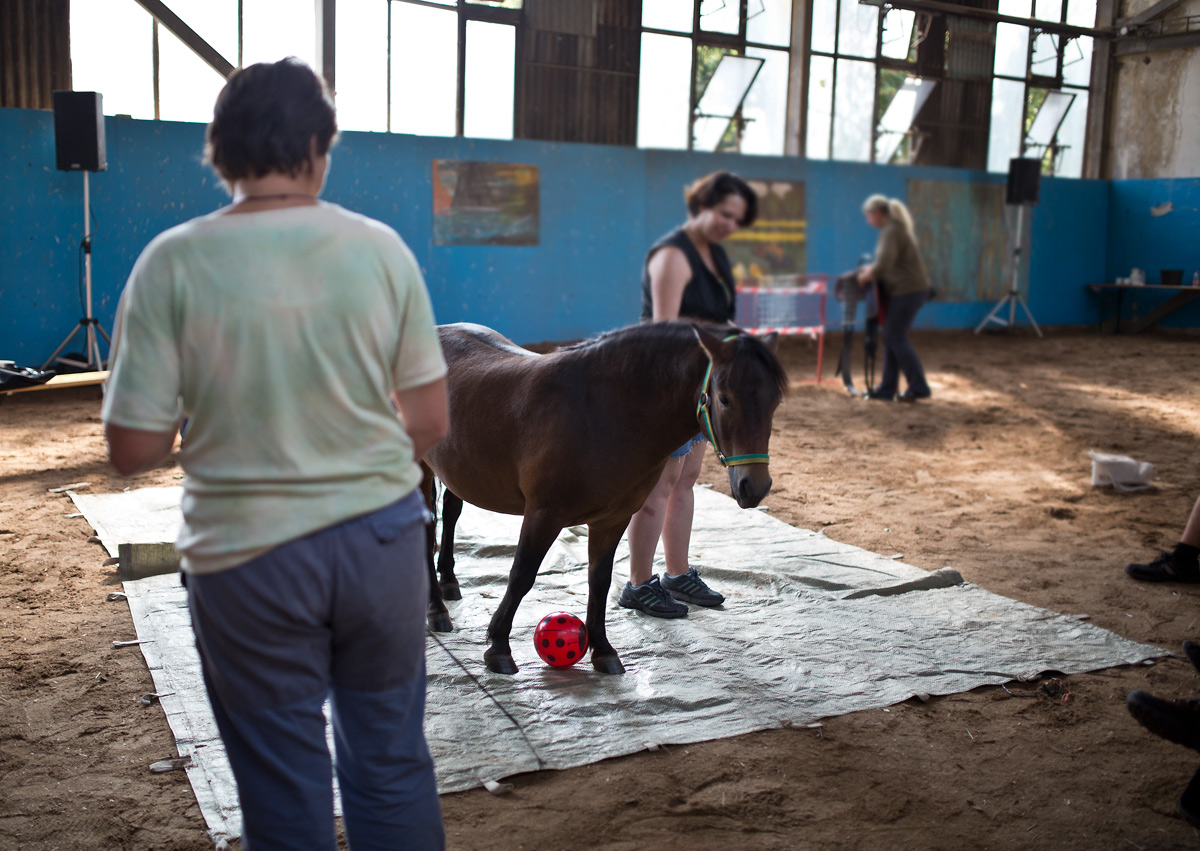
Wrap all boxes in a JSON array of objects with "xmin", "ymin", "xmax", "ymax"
[{"xmin": 620, "ymin": 172, "xmax": 758, "ymax": 618}]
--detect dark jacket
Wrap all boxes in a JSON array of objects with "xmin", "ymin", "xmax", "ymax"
[
  {"xmin": 873, "ymin": 222, "xmax": 931, "ymax": 298},
  {"xmin": 640, "ymin": 228, "xmax": 736, "ymax": 323}
]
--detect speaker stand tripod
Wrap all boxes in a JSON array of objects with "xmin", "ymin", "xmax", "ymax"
[
  {"xmin": 43, "ymin": 170, "xmax": 112, "ymax": 371},
  {"xmin": 974, "ymin": 203, "xmax": 1043, "ymax": 338}
]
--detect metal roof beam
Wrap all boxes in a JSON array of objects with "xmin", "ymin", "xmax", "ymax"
[{"xmin": 130, "ymin": 0, "xmax": 235, "ymax": 79}]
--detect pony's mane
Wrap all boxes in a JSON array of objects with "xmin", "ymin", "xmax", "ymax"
[
  {"xmin": 558, "ymin": 321, "xmax": 789, "ymax": 394},
  {"xmin": 728, "ymin": 331, "xmax": 790, "ymax": 396}
]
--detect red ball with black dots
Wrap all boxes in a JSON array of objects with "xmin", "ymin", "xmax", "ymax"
[{"xmin": 533, "ymin": 612, "xmax": 589, "ymax": 668}]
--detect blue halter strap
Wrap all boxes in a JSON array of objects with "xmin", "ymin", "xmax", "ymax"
[{"xmin": 695, "ymin": 334, "xmax": 770, "ymax": 468}]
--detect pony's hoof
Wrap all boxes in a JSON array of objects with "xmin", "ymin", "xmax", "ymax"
[
  {"xmin": 592, "ymin": 654, "xmax": 626, "ymax": 675},
  {"xmin": 440, "ymin": 581, "xmax": 463, "ymax": 601},
  {"xmin": 484, "ymin": 653, "xmax": 519, "ymax": 675},
  {"xmin": 427, "ymin": 612, "xmax": 453, "ymax": 633}
]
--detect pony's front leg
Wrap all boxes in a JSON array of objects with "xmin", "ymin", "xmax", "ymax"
[
  {"xmin": 484, "ymin": 510, "xmax": 560, "ymax": 675},
  {"xmin": 437, "ymin": 489, "xmax": 465, "ymax": 601},
  {"xmin": 586, "ymin": 522, "xmax": 628, "ymax": 675}
]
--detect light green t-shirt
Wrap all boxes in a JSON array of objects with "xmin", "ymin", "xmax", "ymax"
[{"xmin": 101, "ymin": 203, "xmax": 447, "ymax": 574}]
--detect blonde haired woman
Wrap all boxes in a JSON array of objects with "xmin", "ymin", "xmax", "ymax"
[{"xmin": 857, "ymin": 195, "xmax": 933, "ymax": 402}]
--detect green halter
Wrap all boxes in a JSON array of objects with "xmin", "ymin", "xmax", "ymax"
[{"xmin": 695, "ymin": 334, "xmax": 770, "ymax": 469}]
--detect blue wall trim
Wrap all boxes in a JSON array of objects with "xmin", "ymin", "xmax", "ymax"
[{"xmin": 1, "ymin": 107, "xmax": 1192, "ymax": 365}]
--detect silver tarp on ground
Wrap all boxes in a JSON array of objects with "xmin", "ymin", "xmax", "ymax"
[{"xmin": 73, "ymin": 486, "xmax": 1163, "ymax": 846}]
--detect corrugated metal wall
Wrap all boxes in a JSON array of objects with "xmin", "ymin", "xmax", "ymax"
[
  {"xmin": 911, "ymin": 0, "xmax": 998, "ymax": 170},
  {"xmin": 1, "ymin": 0, "xmax": 71, "ymax": 109},
  {"xmin": 516, "ymin": 0, "xmax": 640, "ymax": 145}
]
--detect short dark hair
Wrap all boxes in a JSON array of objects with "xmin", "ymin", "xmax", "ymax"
[
  {"xmin": 684, "ymin": 171, "xmax": 758, "ymax": 227},
  {"xmin": 205, "ymin": 58, "xmax": 337, "ymax": 189}
]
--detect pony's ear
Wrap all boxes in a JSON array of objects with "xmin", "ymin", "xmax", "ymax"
[
  {"xmin": 758, "ymin": 331, "xmax": 780, "ymax": 353},
  {"xmin": 692, "ymin": 325, "xmax": 735, "ymax": 362}
]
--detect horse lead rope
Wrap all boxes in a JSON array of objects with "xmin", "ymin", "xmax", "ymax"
[{"xmin": 695, "ymin": 334, "xmax": 770, "ymax": 468}]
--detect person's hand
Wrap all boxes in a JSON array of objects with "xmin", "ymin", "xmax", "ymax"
[{"xmin": 857, "ymin": 267, "xmax": 874, "ymax": 287}]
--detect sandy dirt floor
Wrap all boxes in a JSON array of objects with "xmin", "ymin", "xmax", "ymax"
[{"xmin": 3, "ymin": 330, "xmax": 1200, "ymax": 850}]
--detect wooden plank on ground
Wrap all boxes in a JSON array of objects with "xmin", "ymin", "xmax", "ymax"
[
  {"xmin": 117, "ymin": 542, "xmax": 181, "ymax": 581},
  {"xmin": 1, "ymin": 371, "xmax": 109, "ymax": 395}
]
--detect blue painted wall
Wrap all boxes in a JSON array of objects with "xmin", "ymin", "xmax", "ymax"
[
  {"xmin": 1105, "ymin": 178, "xmax": 1200, "ymax": 329},
  {"xmin": 1, "ymin": 106, "xmax": 1181, "ymax": 366}
]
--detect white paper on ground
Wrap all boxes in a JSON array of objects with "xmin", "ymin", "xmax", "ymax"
[{"xmin": 74, "ymin": 486, "xmax": 1164, "ymax": 847}]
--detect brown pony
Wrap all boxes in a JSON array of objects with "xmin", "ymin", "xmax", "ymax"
[{"xmin": 421, "ymin": 321, "xmax": 787, "ymax": 675}]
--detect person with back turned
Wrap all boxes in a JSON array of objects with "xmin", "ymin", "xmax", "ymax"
[
  {"xmin": 102, "ymin": 59, "xmax": 448, "ymax": 850},
  {"xmin": 858, "ymin": 194, "xmax": 933, "ymax": 403}
]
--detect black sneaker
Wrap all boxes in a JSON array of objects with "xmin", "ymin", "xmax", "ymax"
[
  {"xmin": 618, "ymin": 576, "xmax": 688, "ymax": 618},
  {"xmin": 1128, "ymin": 690, "xmax": 1200, "ymax": 752},
  {"xmin": 1126, "ymin": 551, "xmax": 1200, "ymax": 583},
  {"xmin": 661, "ymin": 567, "xmax": 725, "ymax": 607},
  {"xmin": 897, "ymin": 390, "xmax": 932, "ymax": 403}
]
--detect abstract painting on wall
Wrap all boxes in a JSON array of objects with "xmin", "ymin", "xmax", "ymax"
[
  {"xmin": 432, "ymin": 160, "xmax": 540, "ymax": 246},
  {"xmin": 723, "ymin": 180, "xmax": 807, "ymax": 286},
  {"xmin": 907, "ymin": 179, "xmax": 1024, "ymax": 302}
]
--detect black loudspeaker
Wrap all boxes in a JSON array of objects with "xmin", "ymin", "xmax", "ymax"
[
  {"xmin": 1006, "ymin": 157, "xmax": 1041, "ymax": 206},
  {"xmin": 52, "ymin": 91, "xmax": 107, "ymax": 172}
]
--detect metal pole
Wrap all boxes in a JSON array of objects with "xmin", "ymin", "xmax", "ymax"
[
  {"xmin": 1009, "ymin": 203, "xmax": 1022, "ymax": 326},
  {"xmin": 84, "ymin": 171, "xmax": 99, "ymax": 369}
]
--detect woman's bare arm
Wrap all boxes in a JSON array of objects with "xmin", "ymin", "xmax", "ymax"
[
  {"xmin": 648, "ymin": 247, "xmax": 692, "ymax": 321},
  {"xmin": 391, "ymin": 378, "xmax": 449, "ymax": 460}
]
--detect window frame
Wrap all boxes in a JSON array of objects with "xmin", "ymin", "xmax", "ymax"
[
  {"xmin": 640, "ymin": 0, "xmax": 793, "ymax": 152},
  {"xmin": 806, "ymin": 0, "xmax": 1094, "ymax": 173},
  {"xmin": 388, "ymin": 0, "xmax": 522, "ymax": 138},
  {"xmin": 991, "ymin": 10, "xmax": 1092, "ymax": 174}
]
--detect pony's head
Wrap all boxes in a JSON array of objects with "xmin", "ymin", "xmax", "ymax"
[{"xmin": 693, "ymin": 326, "xmax": 788, "ymax": 509}]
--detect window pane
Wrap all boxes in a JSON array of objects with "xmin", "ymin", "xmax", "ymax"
[
  {"xmin": 464, "ymin": 21, "xmax": 515, "ymax": 139},
  {"xmin": 336, "ymin": 0, "xmax": 388, "ymax": 132},
  {"xmin": 391, "ymin": 3, "xmax": 458, "ymax": 137},
  {"xmin": 832, "ymin": 58, "xmax": 874, "ymax": 161},
  {"xmin": 1067, "ymin": 0, "xmax": 1097, "ymax": 27},
  {"xmin": 1034, "ymin": 0, "xmax": 1063, "ymax": 21},
  {"xmin": 700, "ymin": 0, "xmax": 739, "ymax": 34},
  {"xmin": 695, "ymin": 45, "xmax": 738, "ymax": 102},
  {"xmin": 987, "ymin": 78, "xmax": 1025, "ymax": 172},
  {"xmin": 747, "ymin": 0, "xmax": 793, "ymax": 48},
  {"xmin": 837, "ymin": 1, "xmax": 878, "ymax": 58},
  {"xmin": 881, "ymin": 8, "xmax": 916, "ymax": 60},
  {"xmin": 876, "ymin": 76, "xmax": 936, "ymax": 163},
  {"xmin": 806, "ymin": 54, "xmax": 834, "ymax": 159},
  {"xmin": 742, "ymin": 47, "xmax": 788, "ymax": 155},
  {"xmin": 466, "ymin": 0, "xmax": 522, "ymax": 7},
  {"xmin": 637, "ymin": 32, "xmax": 693, "ymax": 149},
  {"xmin": 70, "ymin": 0, "xmax": 154, "ymax": 119},
  {"xmin": 159, "ymin": 25, "xmax": 227, "ymax": 123},
  {"xmin": 1027, "ymin": 88, "xmax": 1075, "ymax": 147},
  {"xmin": 993, "ymin": 23, "xmax": 1029, "ymax": 77},
  {"xmin": 1054, "ymin": 89, "xmax": 1087, "ymax": 177},
  {"xmin": 643, "ymin": 0, "xmax": 693, "ymax": 32},
  {"xmin": 811, "ymin": 0, "xmax": 837, "ymax": 53},
  {"xmin": 1062, "ymin": 34, "xmax": 1092, "ymax": 86},
  {"xmin": 243, "ymin": 0, "xmax": 317, "ymax": 69},
  {"xmin": 1031, "ymin": 31, "xmax": 1060, "ymax": 76}
]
